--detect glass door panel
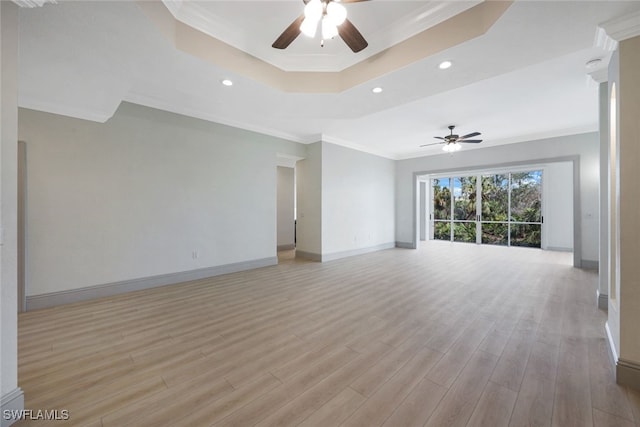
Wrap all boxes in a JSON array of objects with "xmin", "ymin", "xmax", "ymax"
[
  {"xmin": 453, "ymin": 176, "xmax": 477, "ymax": 242},
  {"xmin": 481, "ymin": 223, "xmax": 508, "ymax": 245},
  {"xmin": 510, "ymin": 224, "xmax": 542, "ymax": 247},
  {"xmin": 480, "ymin": 174, "xmax": 509, "ymax": 246},
  {"xmin": 510, "ymin": 171, "xmax": 542, "ymax": 248},
  {"xmin": 510, "ymin": 171, "xmax": 542, "ymax": 222},
  {"xmin": 432, "ymin": 178, "xmax": 451, "ymax": 241},
  {"xmin": 454, "ymin": 222, "xmax": 476, "ymax": 242}
]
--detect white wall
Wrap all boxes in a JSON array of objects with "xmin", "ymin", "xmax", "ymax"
[
  {"xmin": 1, "ymin": 1, "xmax": 23, "ymax": 420},
  {"xmin": 396, "ymin": 133, "xmax": 600, "ymax": 264},
  {"xmin": 544, "ymin": 162, "xmax": 573, "ymax": 251},
  {"xmin": 276, "ymin": 166, "xmax": 295, "ymax": 249},
  {"xmin": 321, "ymin": 142, "xmax": 395, "ymax": 258},
  {"xmin": 18, "ymin": 102, "xmax": 305, "ymax": 296}
]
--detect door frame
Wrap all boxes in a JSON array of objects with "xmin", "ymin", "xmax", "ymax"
[{"xmin": 412, "ymin": 155, "xmax": 581, "ymax": 268}]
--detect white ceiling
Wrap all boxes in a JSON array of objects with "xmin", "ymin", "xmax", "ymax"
[
  {"xmin": 162, "ymin": 0, "xmax": 482, "ymax": 72},
  {"xmin": 17, "ymin": 1, "xmax": 640, "ymax": 160}
]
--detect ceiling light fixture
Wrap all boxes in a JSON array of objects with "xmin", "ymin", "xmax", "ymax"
[
  {"xmin": 442, "ymin": 142, "xmax": 462, "ymax": 152},
  {"xmin": 372, "ymin": 87, "xmax": 383, "ymax": 94},
  {"xmin": 439, "ymin": 60, "xmax": 453, "ymax": 70},
  {"xmin": 221, "ymin": 79, "xmax": 233, "ymax": 86},
  {"xmin": 300, "ymin": 0, "xmax": 347, "ymax": 45}
]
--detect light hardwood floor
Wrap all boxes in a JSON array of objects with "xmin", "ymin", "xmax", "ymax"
[{"xmin": 16, "ymin": 242, "xmax": 640, "ymax": 426}]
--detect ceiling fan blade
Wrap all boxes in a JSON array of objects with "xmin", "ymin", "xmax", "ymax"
[
  {"xmin": 434, "ymin": 136, "xmax": 446, "ymax": 140},
  {"xmin": 459, "ymin": 132, "xmax": 481, "ymax": 140},
  {"xmin": 460, "ymin": 140, "xmax": 482, "ymax": 143},
  {"xmin": 272, "ymin": 15, "xmax": 305, "ymax": 49},
  {"xmin": 420, "ymin": 142, "xmax": 444, "ymax": 147},
  {"xmin": 338, "ymin": 18, "xmax": 368, "ymax": 52}
]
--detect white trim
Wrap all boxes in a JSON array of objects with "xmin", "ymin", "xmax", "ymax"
[
  {"xmin": 18, "ymin": 97, "xmax": 113, "ymax": 123},
  {"xmin": 600, "ymin": 10, "xmax": 640, "ymax": 42},
  {"xmin": 26, "ymin": 257, "xmax": 277, "ymax": 310},
  {"xmin": 1, "ymin": 388, "xmax": 24, "ymax": 427},
  {"xmin": 547, "ymin": 246, "xmax": 573, "ymax": 252},
  {"xmin": 321, "ymin": 242, "xmax": 395, "ymax": 262},
  {"xmin": 596, "ymin": 290, "xmax": 608, "ymax": 311},
  {"xmin": 321, "ymin": 134, "xmax": 396, "ymax": 160},
  {"xmin": 588, "ymin": 68, "xmax": 609, "ymax": 84},
  {"xmin": 605, "ymin": 321, "xmax": 619, "ymax": 363},
  {"xmin": 594, "ymin": 26, "xmax": 618, "ymax": 52},
  {"xmin": 124, "ymin": 93, "xmax": 307, "ymax": 144},
  {"xmin": 11, "ymin": 0, "xmax": 54, "ymax": 8},
  {"xmin": 395, "ymin": 241, "xmax": 416, "ymax": 249}
]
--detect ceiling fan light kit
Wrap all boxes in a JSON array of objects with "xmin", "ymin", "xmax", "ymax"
[
  {"xmin": 420, "ymin": 125, "xmax": 483, "ymax": 153},
  {"xmin": 442, "ymin": 143, "xmax": 462, "ymax": 152},
  {"xmin": 272, "ymin": 0, "xmax": 369, "ymax": 52},
  {"xmin": 303, "ymin": 0, "xmax": 348, "ymax": 41}
]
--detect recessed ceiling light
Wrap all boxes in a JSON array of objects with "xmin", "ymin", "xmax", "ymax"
[
  {"xmin": 438, "ymin": 60, "xmax": 452, "ymax": 70},
  {"xmin": 372, "ymin": 87, "xmax": 383, "ymax": 94},
  {"xmin": 221, "ymin": 79, "xmax": 233, "ymax": 86}
]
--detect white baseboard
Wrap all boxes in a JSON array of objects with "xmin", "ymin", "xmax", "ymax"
[
  {"xmin": 321, "ymin": 242, "xmax": 395, "ymax": 262},
  {"xmin": 26, "ymin": 257, "xmax": 277, "ymax": 311},
  {"xmin": 597, "ymin": 290, "xmax": 608, "ymax": 311},
  {"xmin": 617, "ymin": 359, "xmax": 640, "ymax": 390},
  {"xmin": 395, "ymin": 241, "xmax": 416, "ymax": 249},
  {"xmin": 277, "ymin": 244, "xmax": 295, "ymax": 251},
  {"xmin": 605, "ymin": 321, "xmax": 640, "ymax": 390},
  {"xmin": 605, "ymin": 321, "xmax": 619, "ymax": 363},
  {"xmin": 296, "ymin": 243, "xmax": 396, "ymax": 262},
  {"xmin": 295, "ymin": 250, "xmax": 321, "ymax": 262},
  {"xmin": 1, "ymin": 388, "xmax": 24, "ymax": 427},
  {"xmin": 547, "ymin": 246, "xmax": 573, "ymax": 252},
  {"xmin": 581, "ymin": 259, "xmax": 599, "ymax": 270}
]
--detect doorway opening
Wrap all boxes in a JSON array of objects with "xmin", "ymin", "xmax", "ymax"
[{"xmin": 276, "ymin": 164, "xmax": 296, "ymax": 262}]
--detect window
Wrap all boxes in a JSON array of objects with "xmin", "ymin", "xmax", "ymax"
[{"xmin": 431, "ymin": 170, "xmax": 542, "ymax": 248}]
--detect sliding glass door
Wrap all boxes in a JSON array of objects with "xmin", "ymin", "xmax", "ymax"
[
  {"xmin": 453, "ymin": 176, "xmax": 477, "ymax": 243},
  {"xmin": 431, "ymin": 170, "xmax": 543, "ymax": 248},
  {"xmin": 432, "ymin": 178, "xmax": 451, "ymax": 241},
  {"xmin": 509, "ymin": 171, "xmax": 542, "ymax": 247},
  {"xmin": 481, "ymin": 174, "xmax": 509, "ymax": 245}
]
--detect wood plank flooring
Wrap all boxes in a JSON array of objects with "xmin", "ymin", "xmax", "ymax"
[{"xmin": 15, "ymin": 242, "xmax": 640, "ymax": 426}]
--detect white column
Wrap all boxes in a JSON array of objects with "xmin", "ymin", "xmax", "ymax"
[
  {"xmin": 0, "ymin": 2, "xmax": 25, "ymax": 425},
  {"xmin": 601, "ymin": 11, "xmax": 640, "ymax": 389}
]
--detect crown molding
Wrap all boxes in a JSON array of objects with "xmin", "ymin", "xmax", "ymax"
[
  {"xmin": 588, "ymin": 68, "xmax": 609, "ymax": 84},
  {"xmin": 594, "ymin": 27, "xmax": 618, "ymax": 52},
  {"xmin": 321, "ymin": 134, "xmax": 396, "ymax": 160},
  {"xmin": 11, "ymin": 0, "xmax": 55, "ymax": 7},
  {"xmin": 124, "ymin": 92, "xmax": 308, "ymax": 144},
  {"xmin": 599, "ymin": 10, "xmax": 640, "ymax": 42}
]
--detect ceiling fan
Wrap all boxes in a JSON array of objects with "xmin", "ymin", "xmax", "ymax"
[
  {"xmin": 421, "ymin": 125, "xmax": 483, "ymax": 152},
  {"xmin": 272, "ymin": 0, "xmax": 369, "ymax": 53}
]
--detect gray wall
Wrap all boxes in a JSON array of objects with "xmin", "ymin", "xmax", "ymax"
[
  {"xmin": 396, "ymin": 133, "xmax": 600, "ymax": 264},
  {"xmin": 321, "ymin": 142, "xmax": 395, "ymax": 258},
  {"xmin": 18, "ymin": 102, "xmax": 305, "ymax": 297}
]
